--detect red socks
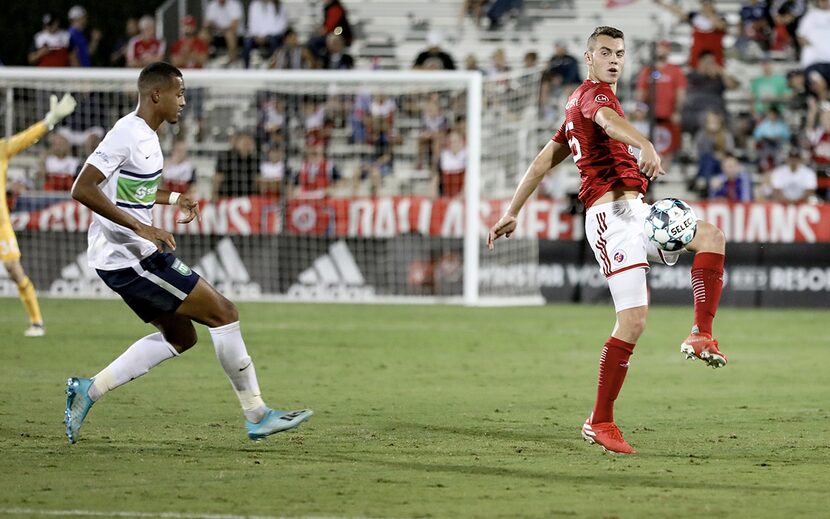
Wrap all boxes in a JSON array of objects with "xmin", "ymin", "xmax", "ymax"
[
  {"xmin": 691, "ymin": 252, "xmax": 725, "ymax": 335},
  {"xmin": 591, "ymin": 336, "xmax": 635, "ymax": 424}
]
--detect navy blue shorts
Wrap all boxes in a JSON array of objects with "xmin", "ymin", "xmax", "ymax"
[{"xmin": 97, "ymin": 252, "xmax": 201, "ymax": 323}]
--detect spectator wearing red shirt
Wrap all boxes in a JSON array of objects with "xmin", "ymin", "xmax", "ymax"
[
  {"xmin": 171, "ymin": 16, "xmax": 208, "ymax": 69},
  {"xmin": 127, "ymin": 15, "xmax": 166, "ymax": 68},
  {"xmin": 653, "ymin": 0, "xmax": 727, "ymax": 67},
  {"xmin": 635, "ymin": 40, "xmax": 687, "ymax": 164},
  {"xmin": 291, "ymin": 143, "xmax": 340, "ymax": 199},
  {"xmin": 28, "ymin": 14, "xmax": 72, "ymax": 67},
  {"xmin": 309, "ymin": 0, "xmax": 353, "ymax": 62}
]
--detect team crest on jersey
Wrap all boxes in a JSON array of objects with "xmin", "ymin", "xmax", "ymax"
[
  {"xmin": 595, "ymin": 94, "xmax": 610, "ymax": 104},
  {"xmin": 171, "ymin": 259, "xmax": 192, "ymax": 276},
  {"xmin": 612, "ymin": 249, "xmax": 626, "ymax": 264}
]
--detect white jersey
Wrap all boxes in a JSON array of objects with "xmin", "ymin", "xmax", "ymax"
[{"xmin": 83, "ymin": 112, "xmax": 163, "ymax": 270}]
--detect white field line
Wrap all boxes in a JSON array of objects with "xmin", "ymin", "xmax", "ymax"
[{"xmin": 0, "ymin": 509, "xmax": 373, "ymax": 519}]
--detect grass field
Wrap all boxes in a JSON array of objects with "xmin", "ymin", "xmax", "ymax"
[{"xmin": 1, "ymin": 297, "xmax": 829, "ymax": 519}]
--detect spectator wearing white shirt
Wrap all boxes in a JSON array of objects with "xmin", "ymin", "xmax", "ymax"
[
  {"xmin": 770, "ymin": 149, "xmax": 818, "ymax": 203},
  {"xmin": 797, "ymin": 0, "xmax": 830, "ymax": 103},
  {"xmin": 205, "ymin": 0, "xmax": 244, "ymax": 64},
  {"xmin": 258, "ymin": 146, "xmax": 286, "ymax": 199},
  {"xmin": 244, "ymin": 0, "xmax": 288, "ymax": 68}
]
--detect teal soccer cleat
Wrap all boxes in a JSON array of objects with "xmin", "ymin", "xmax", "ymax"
[
  {"xmin": 65, "ymin": 377, "xmax": 95, "ymax": 444},
  {"xmin": 246, "ymin": 408, "xmax": 314, "ymax": 440}
]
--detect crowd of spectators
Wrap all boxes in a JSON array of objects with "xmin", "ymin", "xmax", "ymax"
[{"xmin": 16, "ymin": 0, "xmax": 830, "ymax": 206}]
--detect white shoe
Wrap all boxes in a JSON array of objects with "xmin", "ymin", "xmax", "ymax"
[{"xmin": 24, "ymin": 324, "xmax": 45, "ymax": 337}]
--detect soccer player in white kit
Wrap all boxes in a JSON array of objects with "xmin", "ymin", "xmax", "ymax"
[
  {"xmin": 489, "ymin": 27, "xmax": 728, "ymax": 454},
  {"xmin": 64, "ymin": 62, "xmax": 312, "ymax": 443}
]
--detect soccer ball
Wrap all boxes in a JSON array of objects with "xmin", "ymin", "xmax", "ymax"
[{"xmin": 644, "ymin": 198, "xmax": 697, "ymax": 252}]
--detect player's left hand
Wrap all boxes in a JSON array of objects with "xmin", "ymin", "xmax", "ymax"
[
  {"xmin": 487, "ymin": 214, "xmax": 518, "ymax": 250},
  {"xmin": 44, "ymin": 93, "xmax": 77, "ymax": 128},
  {"xmin": 176, "ymin": 195, "xmax": 201, "ymax": 224}
]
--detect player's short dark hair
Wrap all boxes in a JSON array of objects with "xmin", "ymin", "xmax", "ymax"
[
  {"xmin": 587, "ymin": 26, "xmax": 625, "ymax": 49},
  {"xmin": 137, "ymin": 62, "xmax": 183, "ymax": 94}
]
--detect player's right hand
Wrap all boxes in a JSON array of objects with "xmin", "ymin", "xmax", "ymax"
[
  {"xmin": 487, "ymin": 214, "xmax": 518, "ymax": 250},
  {"xmin": 136, "ymin": 223, "xmax": 176, "ymax": 252},
  {"xmin": 638, "ymin": 143, "xmax": 665, "ymax": 180}
]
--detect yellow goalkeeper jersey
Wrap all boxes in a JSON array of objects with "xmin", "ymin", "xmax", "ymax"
[{"xmin": 0, "ymin": 122, "xmax": 48, "ymax": 229}]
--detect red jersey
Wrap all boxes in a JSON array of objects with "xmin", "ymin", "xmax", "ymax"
[
  {"xmin": 297, "ymin": 159, "xmax": 337, "ymax": 193},
  {"xmin": 127, "ymin": 36, "xmax": 166, "ymax": 65},
  {"xmin": 808, "ymin": 128, "xmax": 830, "ymax": 167},
  {"xmin": 171, "ymin": 37, "xmax": 209, "ymax": 69},
  {"xmin": 553, "ymin": 80, "xmax": 646, "ymax": 208}
]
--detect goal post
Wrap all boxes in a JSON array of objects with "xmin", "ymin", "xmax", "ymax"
[{"xmin": 0, "ymin": 66, "xmax": 544, "ymax": 306}]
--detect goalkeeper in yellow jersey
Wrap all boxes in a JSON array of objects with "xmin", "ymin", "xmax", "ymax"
[{"xmin": 0, "ymin": 93, "xmax": 77, "ymax": 336}]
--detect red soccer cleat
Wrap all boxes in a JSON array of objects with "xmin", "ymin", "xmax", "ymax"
[
  {"xmin": 581, "ymin": 417, "xmax": 637, "ymax": 454},
  {"xmin": 681, "ymin": 332, "xmax": 727, "ymax": 368}
]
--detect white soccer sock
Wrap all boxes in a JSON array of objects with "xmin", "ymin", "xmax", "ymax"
[
  {"xmin": 208, "ymin": 321, "xmax": 267, "ymax": 423},
  {"xmin": 88, "ymin": 332, "xmax": 179, "ymax": 401}
]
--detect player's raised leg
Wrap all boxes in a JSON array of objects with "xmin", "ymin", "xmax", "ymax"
[
  {"xmin": 681, "ymin": 221, "xmax": 727, "ymax": 368},
  {"xmin": 175, "ymin": 278, "xmax": 313, "ymax": 440}
]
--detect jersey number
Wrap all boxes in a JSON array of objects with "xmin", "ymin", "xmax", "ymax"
[{"xmin": 565, "ymin": 121, "xmax": 582, "ymax": 163}]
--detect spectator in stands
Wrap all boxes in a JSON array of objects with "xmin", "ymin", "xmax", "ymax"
[
  {"xmin": 413, "ymin": 30, "xmax": 456, "ymax": 70},
  {"xmin": 67, "ymin": 5, "xmax": 101, "ymax": 67},
  {"xmin": 309, "ymin": 0, "xmax": 353, "ymax": 62},
  {"xmin": 709, "ymin": 154, "xmax": 754, "ymax": 202},
  {"xmin": 354, "ymin": 132, "xmax": 393, "ymax": 197},
  {"xmin": 540, "ymin": 40, "xmax": 580, "ymax": 118},
  {"xmin": 213, "ymin": 132, "xmax": 260, "ymax": 199},
  {"xmin": 417, "ymin": 93, "xmax": 449, "ymax": 171},
  {"xmin": 436, "ymin": 130, "xmax": 467, "ymax": 198},
  {"xmin": 653, "ymin": 0, "xmax": 727, "ymax": 67},
  {"xmin": 291, "ymin": 143, "xmax": 340, "ymax": 199},
  {"xmin": 244, "ymin": 0, "xmax": 288, "ymax": 69},
  {"xmin": 76, "ymin": 133, "xmax": 101, "ymax": 177},
  {"xmin": 486, "ymin": 0, "xmax": 524, "ymax": 31},
  {"xmin": 127, "ymin": 16, "xmax": 165, "ymax": 68},
  {"xmin": 303, "ymin": 101, "xmax": 330, "ymax": 146},
  {"xmin": 464, "ymin": 53, "xmax": 481, "ymax": 72},
  {"xmin": 40, "ymin": 133, "xmax": 80, "ymax": 192},
  {"xmin": 270, "ymin": 28, "xmax": 315, "ymax": 69},
  {"xmin": 320, "ymin": 33, "xmax": 354, "ymax": 70},
  {"xmin": 28, "ymin": 14, "xmax": 71, "ymax": 67},
  {"xmin": 257, "ymin": 97, "xmax": 286, "ymax": 148},
  {"xmin": 205, "ymin": 0, "xmax": 245, "ymax": 65},
  {"xmin": 797, "ymin": 0, "xmax": 830, "ymax": 104},
  {"xmin": 258, "ymin": 146, "xmax": 286, "ymax": 199},
  {"xmin": 695, "ymin": 111, "xmax": 734, "ymax": 194},
  {"xmin": 171, "ymin": 16, "xmax": 209, "ymax": 69},
  {"xmin": 735, "ymin": 0, "xmax": 772, "ymax": 61},
  {"xmin": 161, "ymin": 140, "xmax": 197, "ymax": 196},
  {"xmin": 484, "ymin": 48, "xmax": 511, "ymax": 76},
  {"xmin": 770, "ymin": 148, "xmax": 818, "ymax": 202},
  {"xmin": 110, "ymin": 17, "xmax": 139, "ymax": 67},
  {"xmin": 750, "ymin": 59, "xmax": 792, "ymax": 116},
  {"xmin": 523, "ymin": 51, "xmax": 539, "ymax": 69},
  {"xmin": 771, "ymin": 0, "xmax": 808, "ymax": 57},
  {"xmin": 754, "ymin": 105, "xmax": 792, "ymax": 171},
  {"xmin": 368, "ymin": 93, "xmax": 397, "ymax": 147},
  {"xmin": 459, "ymin": 0, "xmax": 487, "ymax": 28},
  {"xmin": 635, "ymin": 40, "xmax": 686, "ymax": 169},
  {"xmin": 57, "ymin": 92, "xmax": 106, "ymax": 147},
  {"xmin": 681, "ymin": 50, "xmax": 739, "ymax": 136},
  {"xmin": 807, "ymin": 107, "xmax": 830, "ymax": 197}
]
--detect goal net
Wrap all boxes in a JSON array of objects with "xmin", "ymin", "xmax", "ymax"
[{"xmin": 0, "ymin": 67, "xmax": 545, "ymax": 305}]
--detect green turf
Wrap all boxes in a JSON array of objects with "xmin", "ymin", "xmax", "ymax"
[{"xmin": 1, "ymin": 297, "xmax": 829, "ymax": 518}]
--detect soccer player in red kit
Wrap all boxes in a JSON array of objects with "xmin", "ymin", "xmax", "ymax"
[{"xmin": 488, "ymin": 26, "xmax": 727, "ymax": 454}]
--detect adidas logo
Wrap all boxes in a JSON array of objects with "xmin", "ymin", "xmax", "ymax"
[
  {"xmin": 193, "ymin": 237, "xmax": 262, "ymax": 298},
  {"xmin": 288, "ymin": 240, "xmax": 375, "ymax": 300},
  {"xmin": 50, "ymin": 252, "xmax": 111, "ymax": 297}
]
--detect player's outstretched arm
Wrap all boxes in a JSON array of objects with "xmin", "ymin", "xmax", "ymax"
[
  {"xmin": 487, "ymin": 139, "xmax": 571, "ymax": 250},
  {"xmin": 72, "ymin": 164, "xmax": 176, "ymax": 252},
  {"xmin": 594, "ymin": 107, "xmax": 665, "ymax": 180},
  {"xmin": 157, "ymin": 189, "xmax": 201, "ymax": 224}
]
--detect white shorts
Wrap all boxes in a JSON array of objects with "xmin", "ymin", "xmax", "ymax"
[{"xmin": 585, "ymin": 196, "xmax": 682, "ymax": 312}]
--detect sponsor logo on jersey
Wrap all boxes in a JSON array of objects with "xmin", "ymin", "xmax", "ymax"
[
  {"xmin": 116, "ymin": 176, "xmax": 160, "ymax": 205},
  {"xmin": 288, "ymin": 240, "xmax": 375, "ymax": 300},
  {"xmin": 595, "ymin": 94, "xmax": 610, "ymax": 104}
]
